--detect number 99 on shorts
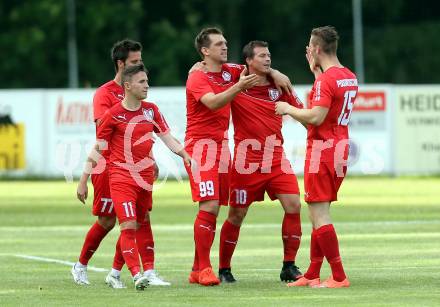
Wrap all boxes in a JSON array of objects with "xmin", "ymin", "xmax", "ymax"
[{"xmin": 199, "ymin": 180, "xmax": 215, "ymax": 197}]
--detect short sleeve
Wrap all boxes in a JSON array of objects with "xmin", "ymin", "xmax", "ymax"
[
  {"xmin": 224, "ymin": 63, "xmax": 245, "ymax": 82},
  {"xmin": 96, "ymin": 110, "xmax": 115, "ymax": 144},
  {"xmin": 282, "ymin": 91, "xmax": 304, "ymax": 109},
  {"xmin": 311, "ymin": 75, "xmax": 334, "ymax": 108},
  {"xmin": 186, "ymin": 71, "xmax": 214, "ymax": 102},
  {"xmin": 152, "ymin": 105, "xmax": 170, "ymax": 135},
  {"xmin": 93, "ymin": 88, "xmax": 112, "ymax": 121}
]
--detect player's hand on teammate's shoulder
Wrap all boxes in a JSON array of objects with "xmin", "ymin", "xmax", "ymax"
[
  {"xmin": 188, "ymin": 61, "xmax": 208, "ymax": 74},
  {"xmin": 271, "ymin": 69, "xmax": 293, "ymax": 95},
  {"xmin": 237, "ymin": 68, "xmax": 259, "ymax": 90},
  {"xmin": 76, "ymin": 180, "xmax": 88, "ymax": 204},
  {"xmin": 275, "ymin": 101, "xmax": 292, "ymax": 116}
]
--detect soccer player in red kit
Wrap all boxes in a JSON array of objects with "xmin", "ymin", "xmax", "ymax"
[
  {"xmin": 78, "ymin": 64, "xmax": 191, "ymax": 290},
  {"xmin": 72, "ymin": 39, "xmax": 149, "ymax": 288},
  {"xmin": 218, "ymin": 41, "xmax": 304, "ymax": 283},
  {"xmin": 276, "ymin": 26, "xmax": 357, "ymax": 288},
  {"xmin": 185, "ymin": 27, "xmax": 292, "ymax": 286}
]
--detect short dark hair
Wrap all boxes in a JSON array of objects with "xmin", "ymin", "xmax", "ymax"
[
  {"xmin": 111, "ymin": 39, "xmax": 143, "ymax": 72},
  {"xmin": 194, "ymin": 27, "xmax": 223, "ymax": 59},
  {"xmin": 242, "ymin": 40, "xmax": 269, "ymax": 62},
  {"xmin": 310, "ymin": 26, "xmax": 339, "ymax": 55},
  {"xmin": 121, "ymin": 64, "xmax": 147, "ymax": 85}
]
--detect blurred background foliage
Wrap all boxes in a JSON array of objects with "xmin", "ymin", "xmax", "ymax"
[{"xmin": 1, "ymin": 0, "xmax": 439, "ymax": 88}]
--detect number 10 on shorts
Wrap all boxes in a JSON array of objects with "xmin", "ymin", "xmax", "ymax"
[{"xmin": 234, "ymin": 189, "xmax": 247, "ymax": 205}]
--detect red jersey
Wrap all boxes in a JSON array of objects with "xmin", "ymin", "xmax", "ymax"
[
  {"xmin": 93, "ymin": 80, "xmax": 124, "ymax": 121},
  {"xmin": 185, "ymin": 63, "xmax": 243, "ymax": 149},
  {"xmin": 306, "ymin": 66, "xmax": 358, "ymax": 162},
  {"xmin": 97, "ymin": 101, "xmax": 169, "ymax": 179},
  {"xmin": 93, "ymin": 80, "xmax": 124, "ymax": 161},
  {"xmin": 232, "ymin": 83, "xmax": 303, "ymax": 164}
]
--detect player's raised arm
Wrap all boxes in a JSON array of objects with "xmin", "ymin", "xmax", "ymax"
[
  {"xmin": 200, "ymin": 68, "xmax": 259, "ymax": 110},
  {"xmin": 306, "ymin": 46, "xmax": 323, "ymax": 79}
]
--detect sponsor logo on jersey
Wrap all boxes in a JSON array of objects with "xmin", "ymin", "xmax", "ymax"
[
  {"xmin": 222, "ymin": 71, "xmax": 232, "ymax": 82},
  {"xmin": 268, "ymin": 88, "xmax": 280, "ymax": 101},
  {"xmin": 143, "ymin": 108, "xmax": 154, "ymax": 122},
  {"xmin": 336, "ymin": 78, "xmax": 358, "ymax": 88},
  {"xmin": 116, "ymin": 114, "xmax": 126, "ymax": 121}
]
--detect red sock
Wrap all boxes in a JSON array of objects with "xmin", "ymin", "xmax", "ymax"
[
  {"xmin": 192, "ymin": 245, "xmax": 199, "ymax": 271},
  {"xmin": 78, "ymin": 222, "xmax": 110, "ymax": 265},
  {"xmin": 282, "ymin": 213, "xmax": 302, "ymax": 262},
  {"xmin": 112, "ymin": 235, "xmax": 125, "ymax": 271},
  {"xmin": 316, "ymin": 224, "xmax": 346, "ymax": 281},
  {"xmin": 210, "ymin": 220, "xmax": 217, "ymax": 246},
  {"xmin": 194, "ymin": 210, "xmax": 217, "ymax": 270},
  {"xmin": 120, "ymin": 229, "xmax": 141, "ymax": 277},
  {"xmin": 136, "ymin": 222, "xmax": 155, "ymax": 271},
  {"xmin": 304, "ymin": 229, "xmax": 324, "ymax": 279},
  {"xmin": 219, "ymin": 220, "xmax": 240, "ymax": 269}
]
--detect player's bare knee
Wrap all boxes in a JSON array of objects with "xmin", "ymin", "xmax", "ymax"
[
  {"xmin": 199, "ymin": 200, "xmax": 220, "ymax": 216},
  {"xmin": 141, "ymin": 211, "xmax": 150, "ymax": 223},
  {"xmin": 119, "ymin": 220, "xmax": 137, "ymax": 230},
  {"xmin": 227, "ymin": 207, "xmax": 247, "ymax": 226},
  {"xmin": 280, "ymin": 194, "xmax": 301, "ymax": 214},
  {"xmin": 97, "ymin": 216, "xmax": 116, "ymax": 230}
]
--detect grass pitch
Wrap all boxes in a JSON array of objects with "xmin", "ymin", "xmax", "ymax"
[{"xmin": 0, "ymin": 177, "xmax": 439, "ymax": 306}]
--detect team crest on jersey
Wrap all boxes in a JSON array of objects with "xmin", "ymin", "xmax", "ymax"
[
  {"xmin": 268, "ymin": 88, "xmax": 280, "ymax": 101},
  {"xmin": 142, "ymin": 108, "xmax": 154, "ymax": 122},
  {"xmin": 222, "ymin": 71, "xmax": 232, "ymax": 82}
]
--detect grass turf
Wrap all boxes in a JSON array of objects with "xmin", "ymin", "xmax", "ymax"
[{"xmin": 0, "ymin": 177, "xmax": 439, "ymax": 306}]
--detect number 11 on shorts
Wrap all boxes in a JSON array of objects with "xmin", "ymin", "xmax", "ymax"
[{"xmin": 122, "ymin": 201, "xmax": 135, "ymax": 218}]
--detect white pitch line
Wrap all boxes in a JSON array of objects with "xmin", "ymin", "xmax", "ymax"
[
  {"xmin": 13, "ymin": 254, "xmax": 440, "ymax": 274},
  {"xmin": 14, "ymin": 254, "xmax": 108, "ymax": 272}
]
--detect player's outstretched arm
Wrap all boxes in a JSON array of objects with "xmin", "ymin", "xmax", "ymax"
[
  {"xmin": 201, "ymin": 68, "xmax": 259, "ymax": 110},
  {"xmin": 159, "ymin": 132, "xmax": 192, "ymax": 166},
  {"xmin": 275, "ymin": 102, "xmax": 329, "ymax": 126},
  {"xmin": 76, "ymin": 141, "xmax": 106, "ymax": 204}
]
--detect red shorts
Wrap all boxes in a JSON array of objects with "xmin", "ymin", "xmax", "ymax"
[
  {"xmin": 304, "ymin": 160, "xmax": 347, "ymax": 203},
  {"xmin": 109, "ymin": 176, "xmax": 153, "ymax": 224},
  {"xmin": 185, "ymin": 146, "xmax": 230, "ymax": 206},
  {"xmin": 91, "ymin": 170, "xmax": 115, "ymax": 217},
  {"xmin": 230, "ymin": 162, "xmax": 300, "ymax": 207}
]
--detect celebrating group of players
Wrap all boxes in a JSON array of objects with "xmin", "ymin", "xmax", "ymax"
[{"xmin": 72, "ymin": 25, "xmax": 358, "ymax": 290}]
